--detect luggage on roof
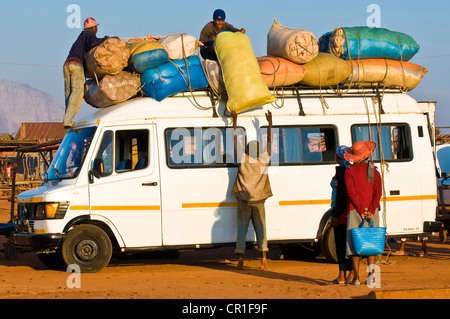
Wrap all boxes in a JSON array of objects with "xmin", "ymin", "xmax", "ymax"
[
  {"xmin": 323, "ymin": 26, "xmax": 420, "ymax": 61},
  {"xmin": 85, "ymin": 37, "xmax": 131, "ymax": 79},
  {"xmin": 267, "ymin": 18, "xmax": 319, "ymax": 64},
  {"xmin": 140, "ymin": 55, "xmax": 208, "ymax": 102},
  {"xmin": 84, "ymin": 71, "xmax": 141, "ymax": 108},
  {"xmin": 257, "ymin": 56, "xmax": 308, "ymax": 88},
  {"xmin": 158, "ymin": 34, "xmax": 199, "ymax": 60},
  {"xmin": 215, "ymin": 31, "xmax": 277, "ymax": 113},
  {"xmin": 344, "ymin": 59, "xmax": 428, "ymax": 91},
  {"xmin": 299, "ymin": 53, "xmax": 352, "ymax": 87},
  {"xmin": 127, "ymin": 40, "xmax": 169, "ymax": 74}
]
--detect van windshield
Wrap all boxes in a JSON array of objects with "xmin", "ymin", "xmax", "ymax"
[{"xmin": 46, "ymin": 127, "xmax": 97, "ymax": 181}]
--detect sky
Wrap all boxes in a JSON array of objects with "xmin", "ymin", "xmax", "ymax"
[{"xmin": 0, "ymin": 0, "xmax": 449, "ymax": 132}]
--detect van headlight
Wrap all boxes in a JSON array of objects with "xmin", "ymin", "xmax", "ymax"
[{"xmin": 35, "ymin": 202, "xmax": 68, "ymax": 219}]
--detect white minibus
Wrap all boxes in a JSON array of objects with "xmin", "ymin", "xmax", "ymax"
[{"xmin": 13, "ymin": 88, "xmax": 441, "ymax": 272}]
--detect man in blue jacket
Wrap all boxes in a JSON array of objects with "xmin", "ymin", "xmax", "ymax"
[{"xmin": 63, "ymin": 17, "xmax": 109, "ymax": 128}]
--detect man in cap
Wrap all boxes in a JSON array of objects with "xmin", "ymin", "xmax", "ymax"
[
  {"xmin": 199, "ymin": 9, "xmax": 246, "ymax": 61},
  {"xmin": 63, "ymin": 17, "xmax": 110, "ymax": 128}
]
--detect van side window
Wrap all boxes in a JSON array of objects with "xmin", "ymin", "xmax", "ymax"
[
  {"xmin": 260, "ymin": 126, "xmax": 337, "ymax": 165},
  {"xmin": 95, "ymin": 131, "xmax": 113, "ymax": 176},
  {"xmin": 351, "ymin": 124, "xmax": 412, "ymax": 161},
  {"xmin": 165, "ymin": 127, "xmax": 245, "ymax": 168},
  {"xmin": 115, "ymin": 130, "xmax": 149, "ymax": 172}
]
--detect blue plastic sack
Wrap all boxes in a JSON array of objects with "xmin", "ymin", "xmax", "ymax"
[
  {"xmin": 132, "ymin": 49, "xmax": 169, "ymax": 74},
  {"xmin": 350, "ymin": 219, "xmax": 386, "ymax": 256},
  {"xmin": 141, "ymin": 55, "xmax": 209, "ymax": 101}
]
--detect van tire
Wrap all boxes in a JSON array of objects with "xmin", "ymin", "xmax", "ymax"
[
  {"xmin": 62, "ymin": 224, "xmax": 112, "ymax": 273},
  {"xmin": 320, "ymin": 226, "xmax": 338, "ymax": 263}
]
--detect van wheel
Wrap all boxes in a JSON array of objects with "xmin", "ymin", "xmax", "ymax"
[
  {"xmin": 4, "ymin": 241, "xmax": 17, "ymax": 260},
  {"xmin": 320, "ymin": 226, "xmax": 338, "ymax": 263},
  {"xmin": 62, "ymin": 225, "xmax": 112, "ymax": 273}
]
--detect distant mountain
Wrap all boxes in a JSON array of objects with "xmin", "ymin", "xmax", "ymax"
[{"xmin": 0, "ymin": 80, "xmax": 64, "ymax": 136}]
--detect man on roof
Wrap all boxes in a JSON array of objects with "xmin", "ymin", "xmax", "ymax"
[
  {"xmin": 63, "ymin": 17, "xmax": 110, "ymax": 128},
  {"xmin": 199, "ymin": 9, "xmax": 246, "ymax": 61}
]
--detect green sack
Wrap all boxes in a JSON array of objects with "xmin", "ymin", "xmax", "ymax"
[
  {"xmin": 300, "ymin": 53, "xmax": 352, "ymax": 87},
  {"xmin": 328, "ymin": 26, "xmax": 420, "ymax": 61}
]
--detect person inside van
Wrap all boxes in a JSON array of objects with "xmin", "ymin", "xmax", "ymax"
[
  {"xmin": 199, "ymin": 9, "xmax": 246, "ymax": 61},
  {"xmin": 343, "ymin": 141, "xmax": 382, "ymax": 285},
  {"xmin": 231, "ymin": 110, "xmax": 272, "ymax": 270}
]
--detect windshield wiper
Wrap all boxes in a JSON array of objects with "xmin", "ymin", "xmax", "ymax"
[{"xmin": 52, "ymin": 165, "xmax": 63, "ymax": 181}]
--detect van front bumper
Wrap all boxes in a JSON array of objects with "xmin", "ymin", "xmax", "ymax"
[{"xmin": 12, "ymin": 233, "xmax": 65, "ymax": 252}]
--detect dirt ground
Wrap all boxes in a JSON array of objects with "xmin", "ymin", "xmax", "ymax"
[{"xmin": 0, "ymin": 198, "xmax": 449, "ymax": 303}]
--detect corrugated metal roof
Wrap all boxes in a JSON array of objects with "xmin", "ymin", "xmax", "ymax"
[
  {"xmin": 14, "ymin": 122, "xmax": 66, "ymax": 141},
  {"xmin": 0, "ymin": 133, "xmax": 13, "ymax": 141}
]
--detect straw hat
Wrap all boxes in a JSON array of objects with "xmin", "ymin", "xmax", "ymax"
[{"xmin": 344, "ymin": 141, "xmax": 376, "ymax": 163}]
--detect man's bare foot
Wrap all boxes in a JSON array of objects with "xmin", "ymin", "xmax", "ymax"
[
  {"xmin": 237, "ymin": 257, "xmax": 244, "ymax": 270},
  {"xmin": 259, "ymin": 257, "xmax": 268, "ymax": 270}
]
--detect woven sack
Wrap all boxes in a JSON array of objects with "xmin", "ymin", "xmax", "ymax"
[
  {"xmin": 300, "ymin": 53, "xmax": 352, "ymax": 87},
  {"xmin": 328, "ymin": 27, "xmax": 420, "ymax": 61},
  {"xmin": 344, "ymin": 59, "xmax": 428, "ymax": 91},
  {"xmin": 158, "ymin": 34, "xmax": 198, "ymax": 60},
  {"xmin": 267, "ymin": 18, "xmax": 318, "ymax": 64},
  {"xmin": 350, "ymin": 220, "xmax": 386, "ymax": 256},
  {"xmin": 84, "ymin": 71, "xmax": 141, "ymax": 108},
  {"xmin": 85, "ymin": 37, "xmax": 131, "ymax": 79},
  {"xmin": 257, "ymin": 56, "xmax": 308, "ymax": 88},
  {"xmin": 215, "ymin": 31, "xmax": 277, "ymax": 113}
]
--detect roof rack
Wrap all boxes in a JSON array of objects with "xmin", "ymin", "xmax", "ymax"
[{"xmin": 177, "ymin": 84, "xmax": 406, "ymax": 99}]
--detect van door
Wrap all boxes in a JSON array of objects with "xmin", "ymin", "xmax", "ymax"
[{"xmin": 88, "ymin": 124, "xmax": 162, "ymax": 248}]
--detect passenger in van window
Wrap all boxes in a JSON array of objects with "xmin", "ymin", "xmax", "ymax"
[
  {"xmin": 344, "ymin": 141, "xmax": 382, "ymax": 285},
  {"xmin": 231, "ymin": 110, "xmax": 272, "ymax": 270},
  {"xmin": 66, "ymin": 142, "xmax": 81, "ymax": 177},
  {"xmin": 328, "ymin": 145, "xmax": 354, "ymax": 285}
]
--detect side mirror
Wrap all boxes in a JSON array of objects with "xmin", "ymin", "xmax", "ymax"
[
  {"xmin": 93, "ymin": 158, "xmax": 105, "ymax": 178},
  {"xmin": 442, "ymin": 172, "xmax": 448, "ymax": 178}
]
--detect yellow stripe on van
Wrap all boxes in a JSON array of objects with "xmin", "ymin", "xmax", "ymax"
[
  {"xmin": 383, "ymin": 195, "xmax": 437, "ymax": 202},
  {"xmin": 91, "ymin": 205, "xmax": 161, "ymax": 211},
  {"xmin": 279, "ymin": 195, "xmax": 437, "ymax": 206},
  {"xmin": 69, "ymin": 205, "xmax": 160, "ymax": 211},
  {"xmin": 70, "ymin": 205, "xmax": 90, "ymax": 211},
  {"xmin": 279, "ymin": 199, "xmax": 332, "ymax": 206},
  {"xmin": 182, "ymin": 202, "xmax": 238, "ymax": 209}
]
